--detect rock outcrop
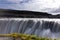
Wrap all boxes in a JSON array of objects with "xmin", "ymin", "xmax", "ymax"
[{"xmin": 0, "ymin": 9, "xmax": 60, "ymax": 18}]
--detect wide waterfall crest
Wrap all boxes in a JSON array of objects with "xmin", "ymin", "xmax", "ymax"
[{"xmin": 0, "ymin": 18, "xmax": 60, "ymax": 38}]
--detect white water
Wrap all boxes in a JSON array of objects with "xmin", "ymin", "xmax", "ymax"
[{"xmin": 0, "ymin": 18, "xmax": 60, "ymax": 38}]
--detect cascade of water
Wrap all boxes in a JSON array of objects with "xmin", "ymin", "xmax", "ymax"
[
  {"xmin": 35, "ymin": 21, "xmax": 42, "ymax": 36},
  {"xmin": 0, "ymin": 18, "xmax": 60, "ymax": 38},
  {"xmin": 24, "ymin": 20, "xmax": 35, "ymax": 34},
  {"xmin": 4, "ymin": 20, "xmax": 12, "ymax": 34},
  {"xmin": 18, "ymin": 20, "xmax": 25, "ymax": 33}
]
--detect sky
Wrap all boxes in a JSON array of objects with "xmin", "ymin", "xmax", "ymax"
[{"xmin": 0, "ymin": 0, "xmax": 60, "ymax": 15}]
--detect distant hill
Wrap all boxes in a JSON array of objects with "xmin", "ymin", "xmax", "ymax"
[{"xmin": 0, "ymin": 9, "xmax": 60, "ymax": 18}]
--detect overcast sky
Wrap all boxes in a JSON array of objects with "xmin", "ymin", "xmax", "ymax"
[{"xmin": 0, "ymin": 0, "xmax": 60, "ymax": 15}]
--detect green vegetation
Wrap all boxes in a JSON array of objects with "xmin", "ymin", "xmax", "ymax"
[{"xmin": 0, "ymin": 33, "xmax": 59, "ymax": 40}]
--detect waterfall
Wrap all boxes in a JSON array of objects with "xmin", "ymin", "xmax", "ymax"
[{"xmin": 0, "ymin": 18, "xmax": 60, "ymax": 38}]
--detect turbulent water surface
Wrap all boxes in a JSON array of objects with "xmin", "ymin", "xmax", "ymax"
[{"xmin": 0, "ymin": 18, "xmax": 60, "ymax": 38}]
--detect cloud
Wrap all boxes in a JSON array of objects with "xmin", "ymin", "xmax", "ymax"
[
  {"xmin": 51, "ymin": 8, "xmax": 60, "ymax": 13},
  {"xmin": 7, "ymin": 0, "xmax": 22, "ymax": 3},
  {"xmin": 6, "ymin": 0, "xmax": 30, "ymax": 3},
  {"xmin": 0, "ymin": 0, "xmax": 60, "ymax": 15},
  {"xmin": 19, "ymin": 0, "xmax": 60, "ymax": 12}
]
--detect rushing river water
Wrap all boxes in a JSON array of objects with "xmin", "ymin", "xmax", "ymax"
[{"xmin": 0, "ymin": 18, "xmax": 60, "ymax": 38}]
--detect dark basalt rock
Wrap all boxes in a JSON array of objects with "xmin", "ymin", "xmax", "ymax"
[{"xmin": 0, "ymin": 9, "xmax": 60, "ymax": 18}]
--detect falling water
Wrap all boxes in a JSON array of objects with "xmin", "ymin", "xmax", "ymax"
[{"xmin": 0, "ymin": 18, "xmax": 60, "ymax": 38}]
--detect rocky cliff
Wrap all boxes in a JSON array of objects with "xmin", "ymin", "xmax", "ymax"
[{"xmin": 0, "ymin": 9, "xmax": 60, "ymax": 18}]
